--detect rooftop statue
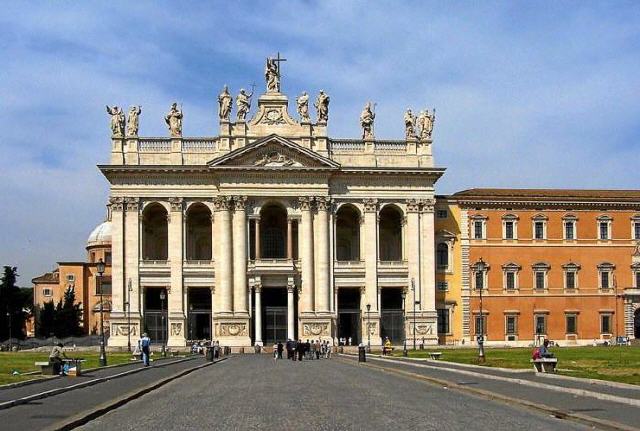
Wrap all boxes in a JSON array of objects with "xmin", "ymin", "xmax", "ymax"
[
  {"xmin": 165, "ymin": 102, "xmax": 183, "ymax": 137},
  {"xmin": 265, "ymin": 57, "xmax": 280, "ymax": 93},
  {"xmin": 404, "ymin": 108, "xmax": 416, "ymax": 139},
  {"xmin": 236, "ymin": 88, "xmax": 253, "ymax": 121},
  {"xmin": 127, "ymin": 106, "xmax": 141, "ymax": 137},
  {"xmin": 106, "ymin": 105, "xmax": 125, "ymax": 137},
  {"xmin": 296, "ymin": 91, "xmax": 310, "ymax": 122},
  {"xmin": 360, "ymin": 102, "xmax": 376, "ymax": 139},
  {"xmin": 314, "ymin": 90, "xmax": 330, "ymax": 123},
  {"xmin": 418, "ymin": 109, "xmax": 435, "ymax": 139},
  {"xmin": 218, "ymin": 85, "xmax": 233, "ymax": 120}
]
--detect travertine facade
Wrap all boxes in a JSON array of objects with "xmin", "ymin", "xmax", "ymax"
[{"xmin": 102, "ymin": 59, "xmax": 444, "ymax": 348}]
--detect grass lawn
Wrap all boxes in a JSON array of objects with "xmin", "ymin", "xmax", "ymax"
[
  {"xmin": 393, "ymin": 346, "xmax": 640, "ymax": 385},
  {"xmin": 0, "ymin": 351, "xmax": 134, "ymax": 386}
]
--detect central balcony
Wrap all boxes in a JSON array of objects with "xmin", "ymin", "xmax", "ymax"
[{"xmin": 248, "ymin": 258, "xmax": 298, "ymax": 275}]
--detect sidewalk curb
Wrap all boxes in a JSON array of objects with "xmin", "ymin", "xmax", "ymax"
[
  {"xmin": 49, "ymin": 357, "xmax": 228, "ymax": 431},
  {"xmin": 341, "ymin": 354, "xmax": 640, "ymax": 407},
  {"xmin": 367, "ymin": 354, "xmax": 531, "ymax": 374},
  {"xmin": 0, "ymin": 356, "xmax": 198, "ymax": 411},
  {"xmin": 338, "ymin": 356, "xmax": 636, "ymax": 431}
]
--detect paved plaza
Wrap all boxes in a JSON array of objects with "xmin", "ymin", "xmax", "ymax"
[{"xmin": 79, "ymin": 355, "xmax": 589, "ymax": 431}]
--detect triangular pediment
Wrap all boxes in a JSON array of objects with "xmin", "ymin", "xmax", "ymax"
[{"xmin": 207, "ymin": 134, "xmax": 340, "ymax": 169}]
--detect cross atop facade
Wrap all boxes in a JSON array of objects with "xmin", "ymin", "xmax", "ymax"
[{"xmin": 273, "ymin": 51, "xmax": 287, "ymax": 72}]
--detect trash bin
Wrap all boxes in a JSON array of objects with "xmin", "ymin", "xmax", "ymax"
[
  {"xmin": 358, "ymin": 345, "xmax": 366, "ymax": 363},
  {"xmin": 206, "ymin": 347, "xmax": 214, "ymax": 362}
]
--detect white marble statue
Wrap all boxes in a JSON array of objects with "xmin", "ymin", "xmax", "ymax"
[
  {"xmin": 106, "ymin": 105, "xmax": 125, "ymax": 137},
  {"xmin": 218, "ymin": 85, "xmax": 233, "ymax": 120},
  {"xmin": 236, "ymin": 88, "xmax": 253, "ymax": 121},
  {"xmin": 404, "ymin": 108, "xmax": 416, "ymax": 139},
  {"xmin": 296, "ymin": 91, "xmax": 310, "ymax": 122},
  {"xmin": 314, "ymin": 90, "xmax": 330, "ymax": 123},
  {"xmin": 360, "ymin": 102, "xmax": 375, "ymax": 139},
  {"xmin": 126, "ymin": 106, "xmax": 141, "ymax": 137},
  {"xmin": 265, "ymin": 57, "xmax": 280, "ymax": 93},
  {"xmin": 418, "ymin": 108, "xmax": 436, "ymax": 139},
  {"xmin": 165, "ymin": 102, "xmax": 183, "ymax": 137}
]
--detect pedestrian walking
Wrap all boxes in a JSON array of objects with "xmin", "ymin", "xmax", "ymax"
[
  {"xmin": 297, "ymin": 339, "xmax": 304, "ymax": 361},
  {"xmin": 139, "ymin": 332, "xmax": 151, "ymax": 366},
  {"xmin": 273, "ymin": 343, "xmax": 278, "ymax": 362},
  {"xmin": 277, "ymin": 341, "xmax": 284, "ymax": 359},
  {"xmin": 315, "ymin": 340, "xmax": 321, "ymax": 359}
]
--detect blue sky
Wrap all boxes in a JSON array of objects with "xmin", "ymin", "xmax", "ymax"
[{"xmin": 1, "ymin": 1, "xmax": 639, "ymax": 284}]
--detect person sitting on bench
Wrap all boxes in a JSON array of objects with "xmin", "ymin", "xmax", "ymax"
[
  {"xmin": 49, "ymin": 343, "xmax": 68, "ymax": 375},
  {"xmin": 538, "ymin": 339, "xmax": 554, "ymax": 358}
]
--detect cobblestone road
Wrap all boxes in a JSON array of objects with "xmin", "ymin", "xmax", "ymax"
[{"xmin": 80, "ymin": 355, "xmax": 589, "ymax": 431}]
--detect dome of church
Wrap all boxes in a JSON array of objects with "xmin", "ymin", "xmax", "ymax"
[{"xmin": 87, "ymin": 221, "xmax": 112, "ymax": 247}]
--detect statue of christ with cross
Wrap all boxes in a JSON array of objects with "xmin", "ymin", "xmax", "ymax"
[{"xmin": 265, "ymin": 52, "xmax": 286, "ymax": 93}]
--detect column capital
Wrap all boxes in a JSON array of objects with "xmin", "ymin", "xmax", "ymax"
[
  {"xmin": 213, "ymin": 196, "xmax": 231, "ymax": 211},
  {"xmin": 363, "ymin": 198, "xmax": 378, "ymax": 212},
  {"xmin": 109, "ymin": 196, "xmax": 125, "ymax": 211},
  {"xmin": 419, "ymin": 198, "xmax": 435, "ymax": 213},
  {"xmin": 254, "ymin": 282, "xmax": 262, "ymax": 293},
  {"xmin": 232, "ymin": 195, "xmax": 248, "ymax": 210},
  {"xmin": 406, "ymin": 198, "xmax": 420, "ymax": 213},
  {"xmin": 124, "ymin": 197, "xmax": 139, "ymax": 212},
  {"xmin": 287, "ymin": 283, "xmax": 296, "ymax": 293},
  {"xmin": 298, "ymin": 196, "xmax": 312, "ymax": 211},
  {"xmin": 314, "ymin": 196, "xmax": 331, "ymax": 211},
  {"xmin": 169, "ymin": 197, "xmax": 184, "ymax": 212}
]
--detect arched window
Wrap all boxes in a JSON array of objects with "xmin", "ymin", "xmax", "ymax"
[
  {"xmin": 336, "ymin": 204, "xmax": 361, "ymax": 261},
  {"xmin": 186, "ymin": 203, "xmax": 212, "ymax": 261},
  {"xmin": 436, "ymin": 243, "xmax": 449, "ymax": 269},
  {"xmin": 142, "ymin": 203, "xmax": 168, "ymax": 260},
  {"xmin": 379, "ymin": 205, "xmax": 403, "ymax": 261},
  {"xmin": 260, "ymin": 203, "xmax": 287, "ymax": 258}
]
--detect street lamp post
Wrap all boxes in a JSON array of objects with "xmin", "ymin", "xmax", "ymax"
[
  {"xmin": 96, "ymin": 258, "xmax": 107, "ymax": 366},
  {"xmin": 366, "ymin": 303, "xmax": 371, "ymax": 352},
  {"xmin": 127, "ymin": 278, "xmax": 133, "ymax": 353},
  {"xmin": 6, "ymin": 312, "xmax": 11, "ymax": 351},
  {"xmin": 411, "ymin": 278, "xmax": 418, "ymax": 350},
  {"xmin": 476, "ymin": 258, "xmax": 486, "ymax": 363},
  {"xmin": 159, "ymin": 289, "xmax": 167, "ymax": 357}
]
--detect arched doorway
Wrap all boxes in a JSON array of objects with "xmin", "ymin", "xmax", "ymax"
[
  {"xmin": 186, "ymin": 203, "xmax": 212, "ymax": 261},
  {"xmin": 336, "ymin": 204, "xmax": 361, "ymax": 261},
  {"xmin": 142, "ymin": 203, "xmax": 168, "ymax": 260},
  {"xmin": 379, "ymin": 205, "xmax": 403, "ymax": 261}
]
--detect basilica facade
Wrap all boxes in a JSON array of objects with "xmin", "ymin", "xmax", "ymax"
[{"xmin": 103, "ymin": 60, "xmax": 443, "ymax": 348}]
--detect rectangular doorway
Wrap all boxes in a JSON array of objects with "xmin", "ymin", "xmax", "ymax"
[
  {"xmin": 338, "ymin": 288, "xmax": 361, "ymax": 345},
  {"xmin": 261, "ymin": 288, "xmax": 288, "ymax": 344},
  {"xmin": 187, "ymin": 288, "xmax": 211, "ymax": 340},
  {"xmin": 380, "ymin": 288, "xmax": 405, "ymax": 344}
]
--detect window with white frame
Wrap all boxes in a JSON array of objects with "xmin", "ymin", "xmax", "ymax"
[
  {"xmin": 43, "ymin": 288, "xmax": 53, "ymax": 297},
  {"xmin": 600, "ymin": 313, "xmax": 612, "ymax": 335},
  {"xmin": 436, "ymin": 243, "xmax": 449, "ymax": 271},
  {"xmin": 502, "ymin": 214, "xmax": 518, "ymax": 240},
  {"xmin": 436, "ymin": 209, "xmax": 448, "ymax": 219},
  {"xmin": 532, "ymin": 215, "xmax": 547, "ymax": 240},
  {"xmin": 502, "ymin": 262, "xmax": 520, "ymax": 291},
  {"xmin": 634, "ymin": 264, "xmax": 640, "ymax": 288},
  {"xmin": 474, "ymin": 314, "xmax": 487, "ymax": 335},
  {"xmin": 597, "ymin": 215, "xmax": 612, "ymax": 240},
  {"xmin": 562, "ymin": 262, "xmax": 580, "ymax": 290},
  {"xmin": 66, "ymin": 274, "xmax": 75, "ymax": 282},
  {"xmin": 532, "ymin": 262, "xmax": 550, "ymax": 290},
  {"xmin": 471, "ymin": 216, "xmax": 487, "ymax": 239},
  {"xmin": 597, "ymin": 262, "xmax": 615, "ymax": 290},
  {"xmin": 505, "ymin": 315, "xmax": 518, "ymax": 336},
  {"xmin": 565, "ymin": 313, "xmax": 578, "ymax": 334},
  {"xmin": 534, "ymin": 314, "xmax": 547, "ymax": 335},
  {"xmin": 563, "ymin": 214, "xmax": 577, "ymax": 240},
  {"xmin": 632, "ymin": 217, "xmax": 640, "ymax": 240},
  {"xmin": 472, "ymin": 261, "xmax": 489, "ymax": 290},
  {"xmin": 437, "ymin": 281, "xmax": 449, "ymax": 291}
]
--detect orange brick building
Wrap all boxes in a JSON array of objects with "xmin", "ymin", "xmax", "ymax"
[
  {"xmin": 452, "ymin": 189, "xmax": 640, "ymax": 346},
  {"xmin": 32, "ymin": 218, "xmax": 113, "ymax": 336}
]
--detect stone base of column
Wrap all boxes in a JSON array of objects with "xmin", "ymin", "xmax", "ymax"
[
  {"xmin": 213, "ymin": 315, "xmax": 252, "ymax": 347},
  {"xmin": 361, "ymin": 313, "xmax": 382, "ymax": 347},
  {"xmin": 107, "ymin": 312, "xmax": 142, "ymax": 348},
  {"xmin": 405, "ymin": 311, "xmax": 439, "ymax": 346},
  {"xmin": 299, "ymin": 314, "xmax": 334, "ymax": 343},
  {"xmin": 167, "ymin": 313, "xmax": 187, "ymax": 348}
]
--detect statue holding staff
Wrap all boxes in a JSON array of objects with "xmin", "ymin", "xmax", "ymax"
[
  {"xmin": 106, "ymin": 105, "xmax": 125, "ymax": 137},
  {"xmin": 236, "ymin": 88, "xmax": 253, "ymax": 121}
]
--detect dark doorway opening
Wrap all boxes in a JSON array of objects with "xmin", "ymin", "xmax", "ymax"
[
  {"xmin": 143, "ymin": 288, "xmax": 167, "ymax": 344},
  {"xmin": 634, "ymin": 309, "xmax": 640, "ymax": 339},
  {"xmin": 338, "ymin": 289, "xmax": 361, "ymax": 345},
  {"xmin": 188, "ymin": 288, "xmax": 211, "ymax": 340},
  {"xmin": 380, "ymin": 289, "xmax": 405, "ymax": 344},
  {"xmin": 261, "ymin": 288, "xmax": 288, "ymax": 344}
]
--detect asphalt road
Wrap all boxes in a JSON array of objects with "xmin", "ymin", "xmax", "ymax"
[{"xmin": 80, "ymin": 355, "xmax": 589, "ymax": 431}]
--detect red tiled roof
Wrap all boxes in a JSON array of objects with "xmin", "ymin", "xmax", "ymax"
[{"xmin": 453, "ymin": 188, "xmax": 640, "ymax": 203}]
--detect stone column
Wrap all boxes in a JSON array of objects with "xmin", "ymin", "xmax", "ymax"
[
  {"xmin": 315, "ymin": 197, "xmax": 330, "ymax": 312},
  {"xmin": 168, "ymin": 197, "xmax": 186, "ymax": 347},
  {"xmin": 419, "ymin": 199, "xmax": 438, "ymax": 345},
  {"xmin": 124, "ymin": 198, "xmax": 140, "ymax": 328},
  {"xmin": 213, "ymin": 197, "xmax": 233, "ymax": 314},
  {"xmin": 287, "ymin": 217, "xmax": 293, "ymax": 259},
  {"xmin": 299, "ymin": 197, "xmax": 314, "ymax": 313},
  {"xmin": 406, "ymin": 199, "xmax": 421, "ymax": 305},
  {"xmin": 287, "ymin": 281, "xmax": 296, "ymax": 340},
  {"xmin": 232, "ymin": 196, "xmax": 248, "ymax": 315},
  {"xmin": 107, "ymin": 197, "xmax": 126, "ymax": 347},
  {"xmin": 254, "ymin": 283, "xmax": 262, "ymax": 346},
  {"xmin": 254, "ymin": 217, "xmax": 261, "ymax": 260},
  {"xmin": 362, "ymin": 198, "xmax": 381, "ymax": 346}
]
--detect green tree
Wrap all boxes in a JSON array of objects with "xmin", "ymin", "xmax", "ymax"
[
  {"xmin": 0, "ymin": 266, "xmax": 27, "ymax": 340},
  {"xmin": 36, "ymin": 301, "xmax": 56, "ymax": 337},
  {"xmin": 54, "ymin": 287, "xmax": 82, "ymax": 338}
]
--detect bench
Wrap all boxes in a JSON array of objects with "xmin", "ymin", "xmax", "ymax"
[
  {"xmin": 531, "ymin": 358, "xmax": 558, "ymax": 373},
  {"xmin": 35, "ymin": 361, "xmax": 54, "ymax": 375},
  {"xmin": 428, "ymin": 352, "xmax": 442, "ymax": 360}
]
